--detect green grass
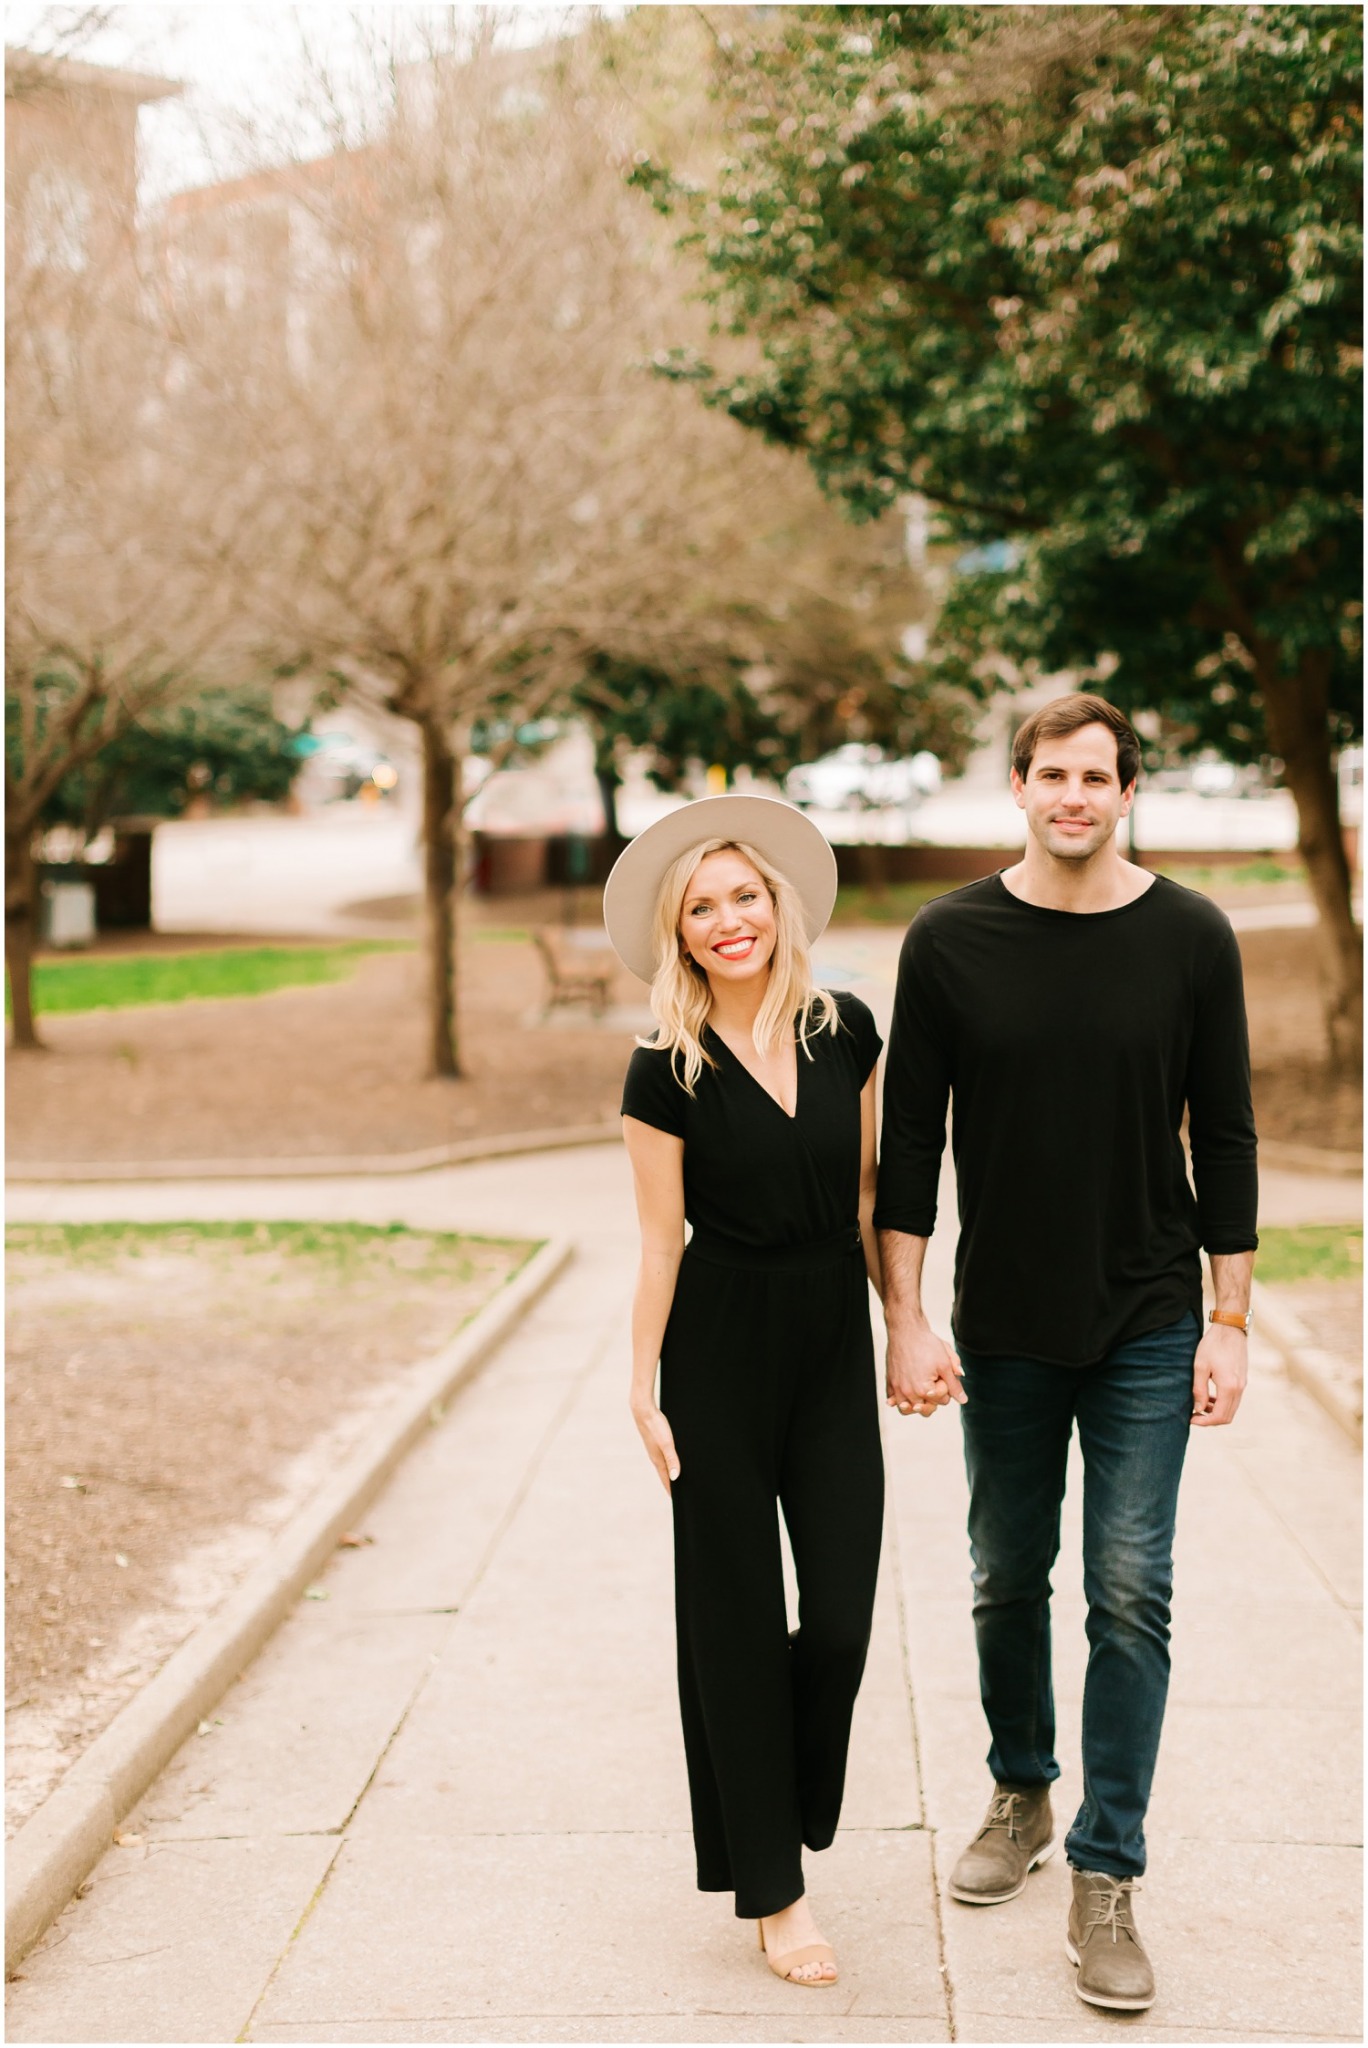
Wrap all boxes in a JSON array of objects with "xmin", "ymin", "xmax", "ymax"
[
  {"xmin": 6, "ymin": 1218, "xmax": 533, "ymax": 1279},
  {"xmin": 9, "ymin": 940, "xmax": 413, "ymax": 1017},
  {"xmin": 1159, "ymin": 859, "xmax": 1306, "ymax": 888},
  {"xmin": 1256, "ymin": 1225, "xmax": 1362, "ymax": 1286},
  {"xmin": 831, "ymin": 879, "xmax": 965, "ymax": 926}
]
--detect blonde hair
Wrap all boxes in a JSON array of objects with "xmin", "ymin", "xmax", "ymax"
[{"xmin": 639, "ymin": 837, "xmax": 838, "ymax": 1094}]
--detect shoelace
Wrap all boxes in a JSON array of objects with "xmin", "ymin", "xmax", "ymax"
[
  {"xmin": 980, "ymin": 1790, "xmax": 1023, "ymax": 1840},
  {"xmin": 1083, "ymin": 1874, "xmax": 1142, "ymax": 1943}
]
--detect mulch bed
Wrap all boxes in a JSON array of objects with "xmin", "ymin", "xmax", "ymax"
[
  {"xmin": 4, "ymin": 1224, "xmax": 529, "ymax": 1834},
  {"xmin": 7, "ymin": 931, "xmax": 641, "ymax": 1166},
  {"xmin": 1237, "ymin": 927, "xmax": 1362, "ymax": 1155}
]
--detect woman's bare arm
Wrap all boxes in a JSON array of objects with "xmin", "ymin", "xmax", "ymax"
[
  {"xmin": 858, "ymin": 1069, "xmax": 883, "ymax": 1301},
  {"xmin": 622, "ymin": 1114, "xmax": 686, "ymax": 1494}
]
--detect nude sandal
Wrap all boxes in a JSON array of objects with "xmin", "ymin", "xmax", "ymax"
[{"xmin": 757, "ymin": 1919, "xmax": 839, "ymax": 1986}]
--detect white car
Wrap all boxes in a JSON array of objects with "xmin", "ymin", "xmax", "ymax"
[{"xmin": 786, "ymin": 744, "xmax": 940, "ymax": 812}]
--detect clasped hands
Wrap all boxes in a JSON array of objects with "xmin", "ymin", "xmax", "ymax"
[{"xmin": 885, "ymin": 1319, "xmax": 966, "ymax": 1420}]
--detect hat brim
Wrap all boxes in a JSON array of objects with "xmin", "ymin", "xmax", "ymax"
[{"xmin": 602, "ymin": 795, "xmax": 838, "ymax": 984}]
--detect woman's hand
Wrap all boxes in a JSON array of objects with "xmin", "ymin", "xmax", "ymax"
[
  {"xmin": 885, "ymin": 1317, "xmax": 966, "ymax": 1417},
  {"xmin": 631, "ymin": 1396, "xmax": 681, "ymax": 1495}
]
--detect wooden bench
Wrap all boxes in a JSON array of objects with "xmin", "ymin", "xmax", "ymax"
[{"xmin": 532, "ymin": 926, "xmax": 617, "ymax": 1020}]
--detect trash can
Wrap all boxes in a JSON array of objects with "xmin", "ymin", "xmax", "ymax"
[
  {"xmin": 41, "ymin": 877, "xmax": 96, "ymax": 949},
  {"xmin": 473, "ymin": 834, "xmax": 549, "ymax": 895}
]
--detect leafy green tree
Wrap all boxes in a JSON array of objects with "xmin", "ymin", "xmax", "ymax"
[
  {"xmin": 573, "ymin": 631, "xmax": 978, "ymax": 837},
  {"xmin": 636, "ymin": 4, "xmax": 1363, "ymax": 1065},
  {"xmin": 33, "ymin": 685, "xmax": 303, "ymax": 840},
  {"xmin": 573, "ymin": 657, "xmax": 793, "ymax": 837}
]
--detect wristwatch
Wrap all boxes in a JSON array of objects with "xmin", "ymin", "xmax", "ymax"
[{"xmin": 1209, "ymin": 1308, "xmax": 1253, "ymax": 1334}]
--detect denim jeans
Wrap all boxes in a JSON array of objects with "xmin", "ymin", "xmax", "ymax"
[{"xmin": 957, "ymin": 1311, "xmax": 1201, "ymax": 1878}]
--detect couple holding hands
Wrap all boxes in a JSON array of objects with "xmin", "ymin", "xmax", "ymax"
[{"xmin": 608, "ymin": 694, "xmax": 1258, "ymax": 2014}]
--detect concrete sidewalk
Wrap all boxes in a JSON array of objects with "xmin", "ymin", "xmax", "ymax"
[{"xmin": 6, "ymin": 1145, "xmax": 1362, "ymax": 2043}]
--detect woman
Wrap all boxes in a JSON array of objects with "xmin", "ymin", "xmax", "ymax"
[{"xmin": 605, "ymin": 794, "xmax": 887, "ymax": 1988}]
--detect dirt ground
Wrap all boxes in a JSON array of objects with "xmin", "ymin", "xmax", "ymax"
[
  {"xmin": 1236, "ymin": 927, "xmax": 1363, "ymax": 1154},
  {"xmin": 6, "ymin": 911, "xmax": 1362, "ymax": 1162},
  {"xmin": 7, "ymin": 927, "xmax": 639, "ymax": 1165},
  {"xmin": 4, "ymin": 1223, "xmax": 529, "ymax": 1832}
]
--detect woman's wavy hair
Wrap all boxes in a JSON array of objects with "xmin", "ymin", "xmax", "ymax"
[{"xmin": 639, "ymin": 837, "xmax": 838, "ymax": 1094}]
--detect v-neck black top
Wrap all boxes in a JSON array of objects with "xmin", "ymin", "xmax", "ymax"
[{"xmin": 621, "ymin": 991, "xmax": 882, "ymax": 1253}]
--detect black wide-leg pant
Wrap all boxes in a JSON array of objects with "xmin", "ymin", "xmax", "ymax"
[{"xmin": 659, "ymin": 1233, "xmax": 884, "ymax": 1919}]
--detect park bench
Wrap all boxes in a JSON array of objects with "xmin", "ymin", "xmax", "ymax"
[{"xmin": 532, "ymin": 925, "xmax": 616, "ymax": 1020}]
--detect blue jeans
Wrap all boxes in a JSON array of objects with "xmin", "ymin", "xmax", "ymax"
[{"xmin": 957, "ymin": 1311, "xmax": 1201, "ymax": 1878}]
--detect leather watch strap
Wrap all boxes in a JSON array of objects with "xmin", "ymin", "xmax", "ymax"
[{"xmin": 1208, "ymin": 1308, "xmax": 1252, "ymax": 1334}]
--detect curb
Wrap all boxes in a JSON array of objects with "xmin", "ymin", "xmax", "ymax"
[
  {"xmin": 1252, "ymin": 1275, "xmax": 1363, "ymax": 1448},
  {"xmin": 4, "ymin": 1235, "xmax": 574, "ymax": 1975},
  {"xmin": 5, "ymin": 1123, "xmax": 621, "ymax": 1185},
  {"xmin": 1258, "ymin": 1139, "xmax": 1363, "ymax": 1178}
]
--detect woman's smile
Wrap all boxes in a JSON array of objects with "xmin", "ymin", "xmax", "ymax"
[{"xmin": 679, "ymin": 851, "xmax": 779, "ymax": 983}]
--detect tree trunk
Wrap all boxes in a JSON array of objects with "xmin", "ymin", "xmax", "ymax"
[
  {"xmin": 595, "ymin": 765, "xmax": 621, "ymax": 842},
  {"xmin": 420, "ymin": 712, "xmax": 462, "ymax": 1079},
  {"xmin": 5, "ymin": 824, "xmax": 42, "ymax": 1050},
  {"xmin": 856, "ymin": 838, "xmax": 888, "ymax": 902},
  {"xmin": 1259, "ymin": 656, "xmax": 1362, "ymax": 1073}
]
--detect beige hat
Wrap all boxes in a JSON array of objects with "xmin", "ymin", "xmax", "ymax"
[{"xmin": 602, "ymin": 794, "xmax": 838, "ymax": 984}]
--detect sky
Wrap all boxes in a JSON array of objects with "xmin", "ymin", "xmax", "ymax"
[{"xmin": 7, "ymin": 4, "xmax": 605, "ymax": 201}]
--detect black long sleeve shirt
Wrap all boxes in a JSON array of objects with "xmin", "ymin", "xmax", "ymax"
[{"xmin": 873, "ymin": 874, "xmax": 1259, "ymax": 1366}]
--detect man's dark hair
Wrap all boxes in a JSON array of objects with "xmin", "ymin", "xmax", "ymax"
[{"xmin": 1011, "ymin": 693, "xmax": 1141, "ymax": 790}]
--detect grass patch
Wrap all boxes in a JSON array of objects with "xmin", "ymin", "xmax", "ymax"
[
  {"xmin": 10, "ymin": 941, "xmax": 413, "ymax": 1016},
  {"xmin": 7, "ymin": 1221, "xmax": 537, "ymax": 1311},
  {"xmin": 1160, "ymin": 859, "xmax": 1306, "ymax": 888},
  {"xmin": 831, "ymin": 879, "xmax": 965, "ymax": 925},
  {"xmin": 1256, "ymin": 1225, "xmax": 1362, "ymax": 1285},
  {"xmin": 6, "ymin": 1218, "xmax": 531, "ymax": 1278}
]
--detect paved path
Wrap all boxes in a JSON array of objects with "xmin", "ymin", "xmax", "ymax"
[{"xmin": 7, "ymin": 1142, "xmax": 1362, "ymax": 2044}]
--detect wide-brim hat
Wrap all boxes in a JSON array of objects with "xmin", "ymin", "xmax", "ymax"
[{"xmin": 602, "ymin": 794, "xmax": 838, "ymax": 984}]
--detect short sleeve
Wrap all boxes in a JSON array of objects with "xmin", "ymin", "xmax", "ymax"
[
  {"xmin": 833, "ymin": 991, "xmax": 883, "ymax": 1085},
  {"xmin": 621, "ymin": 1044, "xmax": 687, "ymax": 1138}
]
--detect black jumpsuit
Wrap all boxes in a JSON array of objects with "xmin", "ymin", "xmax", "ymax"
[{"xmin": 621, "ymin": 991, "xmax": 886, "ymax": 1919}]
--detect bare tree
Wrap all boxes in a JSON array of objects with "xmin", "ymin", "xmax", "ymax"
[
  {"xmin": 175, "ymin": 18, "xmax": 937, "ymax": 1077},
  {"xmin": 4, "ymin": 11, "xmax": 121, "ymax": 101},
  {"xmin": 5, "ymin": 40, "xmax": 265, "ymax": 1046}
]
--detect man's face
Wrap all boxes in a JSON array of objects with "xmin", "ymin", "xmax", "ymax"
[{"xmin": 1010, "ymin": 722, "xmax": 1135, "ymax": 863}]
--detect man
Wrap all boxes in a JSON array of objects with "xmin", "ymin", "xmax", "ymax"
[{"xmin": 875, "ymin": 694, "xmax": 1258, "ymax": 2013}]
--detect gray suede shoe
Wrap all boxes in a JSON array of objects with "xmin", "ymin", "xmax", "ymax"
[
  {"xmin": 1066, "ymin": 1869, "xmax": 1156, "ymax": 2011},
  {"xmin": 948, "ymin": 1782, "xmax": 1055, "ymax": 1905}
]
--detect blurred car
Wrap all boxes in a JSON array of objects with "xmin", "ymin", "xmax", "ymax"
[
  {"xmin": 1189, "ymin": 758, "xmax": 1240, "ymax": 796},
  {"xmin": 786, "ymin": 744, "xmax": 941, "ymax": 811},
  {"xmin": 1144, "ymin": 755, "xmax": 1270, "ymax": 798},
  {"xmin": 292, "ymin": 730, "xmax": 400, "ymax": 803}
]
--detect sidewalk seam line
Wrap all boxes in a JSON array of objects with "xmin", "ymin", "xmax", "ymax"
[
  {"xmin": 886, "ymin": 1472, "xmax": 957, "ymax": 2043},
  {"xmin": 321, "ymin": 1276, "xmax": 624, "ymax": 1846},
  {"xmin": 1231, "ymin": 1450, "xmax": 1361, "ymax": 1616},
  {"xmin": 236, "ymin": 1270, "xmax": 628, "ymax": 2041},
  {"xmin": 236, "ymin": 1838, "xmax": 345, "ymax": 2047}
]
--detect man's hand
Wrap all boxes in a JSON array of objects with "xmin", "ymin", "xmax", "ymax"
[
  {"xmin": 885, "ymin": 1318, "xmax": 966, "ymax": 1419},
  {"xmin": 1190, "ymin": 1323, "xmax": 1247, "ymax": 1427}
]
